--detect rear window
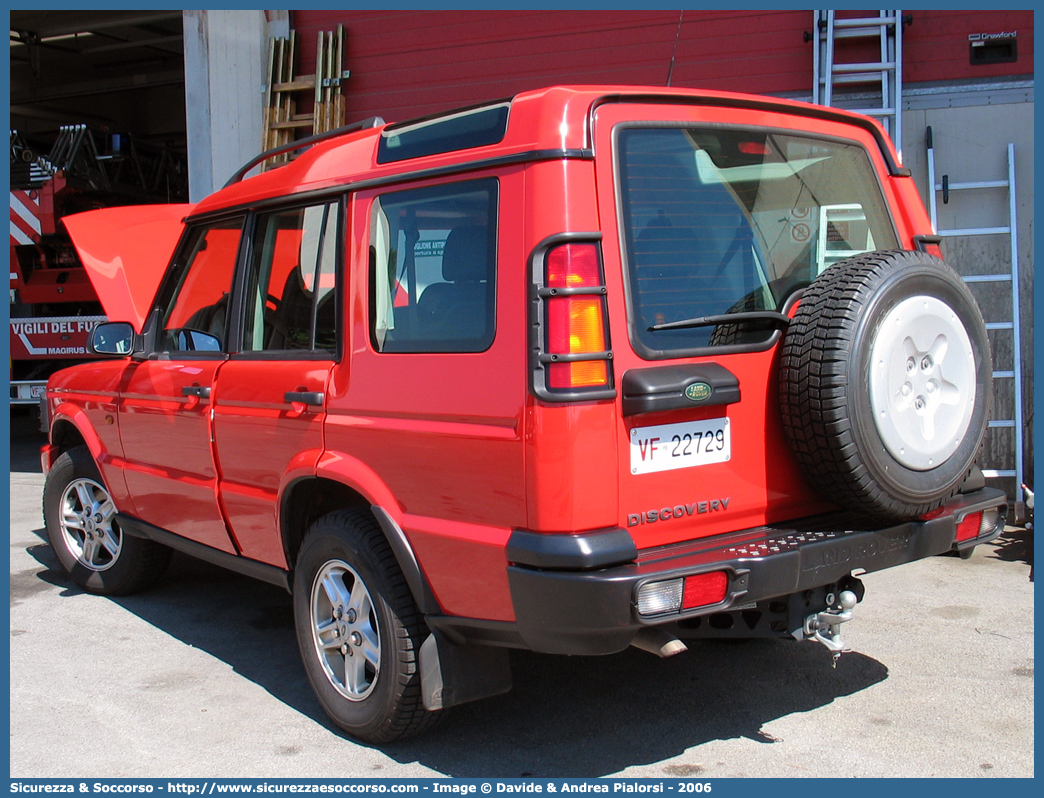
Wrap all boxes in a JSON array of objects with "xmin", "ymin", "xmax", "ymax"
[{"xmin": 616, "ymin": 126, "xmax": 899, "ymax": 356}]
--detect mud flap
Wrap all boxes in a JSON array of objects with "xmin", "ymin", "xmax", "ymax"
[{"xmin": 419, "ymin": 628, "xmax": 513, "ymax": 711}]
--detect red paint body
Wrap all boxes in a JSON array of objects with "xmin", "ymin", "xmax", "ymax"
[{"xmin": 49, "ymin": 86, "xmax": 943, "ymax": 623}]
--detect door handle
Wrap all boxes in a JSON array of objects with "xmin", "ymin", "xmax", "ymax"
[
  {"xmin": 181, "ymin": 384, "xmax": 211, "ymax": 399},
  {"xmin": 284, "ymin": 391, "xmax": 324, "ymax": 406}
]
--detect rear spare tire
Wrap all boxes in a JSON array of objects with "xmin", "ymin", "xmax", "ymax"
[{"xmin": 779, "ymin": 250, "xmax": 991, "ymax": 519}]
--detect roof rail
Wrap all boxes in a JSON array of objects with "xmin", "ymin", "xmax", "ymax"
[{"xmin": 223, "ymin": 116, "xmax": 386, "ymax": 188}]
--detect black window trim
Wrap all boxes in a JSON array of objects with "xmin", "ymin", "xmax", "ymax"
[{"xmin": 610, "ymin": 120, "xmax": 901, "ymax": 361}]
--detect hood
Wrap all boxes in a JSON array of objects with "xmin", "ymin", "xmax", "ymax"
[{"xmin": 63, "ymin": 204, "xmax": 193, "ymax": 332}]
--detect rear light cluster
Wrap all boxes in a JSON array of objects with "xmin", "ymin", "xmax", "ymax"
[
  {"xmin": 955, "ymin": 507, "xmax": 1003, "ymax": 542},
  {"xmin": 636, "ymin": 571, "xmax": 729, "ymax": 617},
  {"xmin": 531, "ymin": 239, "xmax": 614, "ymax": 400}
]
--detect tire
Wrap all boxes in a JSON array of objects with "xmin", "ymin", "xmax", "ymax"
[
  {"xmin": 292, "ymin": 509, "xmax": 441, "ymax": 743},
  {"xmin": 708, "ymin": 290, "xmax": 767, "ymax": 347},
  {"xmin": 43, "ymin": 445, "xmax": 171, "ymax": 595},
  {"xmin": 779, "ymin": 250, "xmax": 991, "ymax": 520}
]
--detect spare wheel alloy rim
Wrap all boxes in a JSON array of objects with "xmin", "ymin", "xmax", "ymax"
[
  {"xmin": 310, "ymin": 559, "xmax": 381, "ymax": 701},
  {"xmin": 868, "ymin": 294, "xmax": 976, "ymax": 471},
  {"xmin": 59, "ymin": 477, "xmax": 121, "ymax": 571}
]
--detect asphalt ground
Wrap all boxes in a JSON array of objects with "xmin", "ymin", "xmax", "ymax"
[{"xmin": 8, "ymin": 409, "xmax": 1034, "ymax": 778}]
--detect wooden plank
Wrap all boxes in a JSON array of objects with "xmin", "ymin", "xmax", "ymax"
[
  {"xmin": 273, "ymin": 75, "xmax": 317, "ymax": 92},
  {"xmin": 282, "ymin": 31, "xmax": 297, "ymax": 151},
  {"xmin": 272, "ymin": 37, "xmax": 286, "ymax": 153},
  {"xmin": 323, "ymin": 29, "xmax": 334, "ymax": 133},
  {"xmin": 313, "ymin": 30, "xmax": 325, "ymax": 135},
  {"xmin": 269, "ymin": 119, "xmax": 316, "ymax": 130},
  {"xmin": 260, "ymin": 36, "xmax": 276, "ymax": 154}
]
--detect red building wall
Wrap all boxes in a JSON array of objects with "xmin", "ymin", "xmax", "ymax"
[{"xmin": 291, "ymin": 9, "xmax": 1033, "ymax": 124}]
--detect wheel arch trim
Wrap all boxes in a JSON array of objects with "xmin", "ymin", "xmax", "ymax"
[
  {"xmin": 49, "ymin": 403, "xmax": 105, "ymax": 462},
  {"xmin": 292, "ymin": 452, "xmax": 441, "ymax": 615}
]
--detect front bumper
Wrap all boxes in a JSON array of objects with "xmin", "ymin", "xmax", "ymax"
[{"xmin": 502, "ymin": 487, "xmax": 1006, "ymax": 656}]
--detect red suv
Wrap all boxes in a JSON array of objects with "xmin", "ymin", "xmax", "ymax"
[{"xmin": 41, "ymin": 86, "xmax": 1006, "ymax": 743}]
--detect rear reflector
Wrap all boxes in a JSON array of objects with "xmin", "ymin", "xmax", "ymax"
[
  {"xmin": 682, "ymin": 571, "xmax": 728, "ymax": 609},
  {"xmin": 956, "ymin": 511, "xmax": 983, "ymax": 542}
]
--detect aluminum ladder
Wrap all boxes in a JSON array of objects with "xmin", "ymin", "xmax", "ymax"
[
  {"xmin": 811, "ymin": 10, "xmax": 904, "ymax": 157},
  {"xmin": 926, "ymin": 127, "xmax": 1024, "ymax": 502}
]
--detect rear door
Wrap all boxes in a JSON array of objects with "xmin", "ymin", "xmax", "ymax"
[
  {"xmin": 593, "ymin": 101, "xmax": 902, "ymax": 548},
  {"xmin": 211, "ymin": 199, "xmax": 341, "ymax": 566}
]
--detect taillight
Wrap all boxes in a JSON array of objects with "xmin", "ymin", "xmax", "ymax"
[
  {"xmin": 531, "ymin": 239, "xmax": 614, "ymax": 400},
  {"xmin": 636, "ymin": 570, "xmax": 730, "ymax": 617}
]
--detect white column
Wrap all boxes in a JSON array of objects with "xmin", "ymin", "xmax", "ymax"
[{"xmin": 183, "ymin": 10, "xmax": 289, "ymax": 201}]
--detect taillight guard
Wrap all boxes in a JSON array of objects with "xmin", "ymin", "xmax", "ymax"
[{"xmin": 529, "ymin": 233, "xmax": 616, "ymax": 401}]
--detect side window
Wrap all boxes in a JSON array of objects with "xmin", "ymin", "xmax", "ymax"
[
  {"xmin": 370, "ymin": 178, "xmax": 497, "ymax": 353},
  {"xmin": 159, "ymin": 218, "xmax": 243, "ymax": 352},
  {"xmin": 241, "ymin": 201, "xmax": 340, "ymax": 353}
]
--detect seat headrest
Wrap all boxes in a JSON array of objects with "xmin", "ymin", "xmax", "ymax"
[{"xmin": 442, "ymin": 225, "xmax": 489, "ymax": 283}]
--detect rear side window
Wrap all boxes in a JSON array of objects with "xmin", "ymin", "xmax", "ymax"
[
  {"xmin": 240, "ymin": 201, "xmax": 340, "ymax": 354},
  {"xmin": 370, "ymin": 178, "xmax": 498, "ymax": 353},
  {"xmin": 616, "ymin": 126, "xmax": 899, "ymax": 356}
]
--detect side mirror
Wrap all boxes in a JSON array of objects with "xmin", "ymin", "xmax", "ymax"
[{"xmin": 87, "ymin": 322, "xmax": 136, "ymax": 356}]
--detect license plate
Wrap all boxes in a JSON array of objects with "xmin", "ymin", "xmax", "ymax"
[{"xmin": 630, "ymin": 417, "xmax": 731, "ymax": 475}]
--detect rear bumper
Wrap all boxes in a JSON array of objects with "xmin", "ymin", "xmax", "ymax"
[{"xmin": 499, "ymin": 488, "xmax": 1006, "ymax": 655}]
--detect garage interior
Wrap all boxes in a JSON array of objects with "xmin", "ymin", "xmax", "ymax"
[{"xmin": 10, "ymin": 10, "xmax": 188, "ymax": 203}]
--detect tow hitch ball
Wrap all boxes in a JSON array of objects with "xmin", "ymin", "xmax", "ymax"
[{"xmin": 803, "ymin": 590, "xmax": 859, "ymax": 667}]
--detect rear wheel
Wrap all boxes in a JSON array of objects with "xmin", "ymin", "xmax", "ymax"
[
  {"xmin": 779, "ymin": 250, "xmax": 991, "ymax": 519},
  {"xmin": 292, "ymin": 509, "xmax": 441, "ymax": 743},
  {"xmin": 43, "ymin": 446, "xmax": 171, "ymax": 594}
]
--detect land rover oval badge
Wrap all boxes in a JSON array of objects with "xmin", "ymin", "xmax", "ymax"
[{"xmin": 684, "ymin": 382, "xmax": 712, "ymax": 402}]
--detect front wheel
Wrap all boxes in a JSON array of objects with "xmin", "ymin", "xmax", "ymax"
[
  {"xmin": 292, "ymin": 509, "xmax": 441, "ymax": 743},
  {"xmin": 43, "ymin": 445, "xmax": 171, "ymax": 595}
]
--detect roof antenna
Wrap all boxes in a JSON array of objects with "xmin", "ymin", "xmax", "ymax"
[{"xmin": 666, "ymin": 10, "xmax": 684, "ymax": 86}]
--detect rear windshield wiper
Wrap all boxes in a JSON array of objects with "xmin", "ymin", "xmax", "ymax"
[{"xmin": 647, "ymin": 310, "xmax": 791, "ymax": 332}]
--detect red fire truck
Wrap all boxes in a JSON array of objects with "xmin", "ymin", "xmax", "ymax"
[{"xmin": 9, "ymin": 126, "xmax": 186, "ymax": 405}]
